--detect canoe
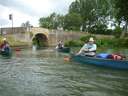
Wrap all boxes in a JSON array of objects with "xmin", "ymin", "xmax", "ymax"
[
  {"xmin": 0, "ymin": 47, "xmax": 12, "ymax": 57},
  {"xmin": 57, "ymin": 47, "xmax": 70, "ymax": 53},
  {"xmin": 71, "ymin": 54, "xmax": 128, "ymax": 69}
]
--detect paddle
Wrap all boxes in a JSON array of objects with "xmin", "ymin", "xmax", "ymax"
[
  {"xmin": 15, "ymin": 48, "xmax": 21, "ymax": 51},
  {"xmin": 14, "ymin": 48, "xmax": 22, "ymax": 57},
  {"xmin": 63, "ymin": 52, "xmax": 77, "ymax": 62},
  {"xmin": 64, "ymin": 56, "xmax": 71, "ymax": 61}
]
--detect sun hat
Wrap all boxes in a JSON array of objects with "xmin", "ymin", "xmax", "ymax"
[
  {"xmin": 3, "ymin": 38, "xmax": 7, "ymax": 41},
  {"xmin": 89, "ymin": 37, "xmax": 94, "ymax": 42}
]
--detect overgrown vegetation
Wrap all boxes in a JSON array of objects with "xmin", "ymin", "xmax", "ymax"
[
  {"xmin": 32, "ymin": 37, "xmax": 48, "ymax": 48},
  {"xmin": 64, "ymin": 35, "xmax": 128, "ymax": 48},
  {"xmin": 65, "ymin": 40, "xmax": 83, "ymax": 47}
]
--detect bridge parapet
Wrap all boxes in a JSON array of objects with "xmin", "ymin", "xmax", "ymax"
[{"xmin": 31, "ymin": 27, "xmax": 49, "ymax": 39}]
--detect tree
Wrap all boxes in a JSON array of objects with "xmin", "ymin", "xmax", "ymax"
[
  {"xmin": 21, "ymin": 21, "xmax": 32, "ymax": 28},
  {"xmin": 39, "ymin": 0, "xmax": 117, "ymax": 35},
  {"xmin": 69, "ymin": 0, "xmax": 80, "ymax": 14},
  {"xmin": 39, "ymin": 13, "xmax": 64, "ymax": 29},
  {"xmin": 115, "ymin": 0, "xmax": 128, "ymax": 38},
  {"xmin": 68, "ymin": 0, "xmax": 116, "ymax": 33},
  {"xmin": 39, "ymin": 17, "xmax": 51, "ymax": 29},
  {"xmin": 64, "ymin": 13, "xmax": 82, "ymax": 31}
]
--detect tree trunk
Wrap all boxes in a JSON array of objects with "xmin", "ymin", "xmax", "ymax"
[{"xmin": 120, "ymin": 22, "xmax": 127, "ymax": 38}]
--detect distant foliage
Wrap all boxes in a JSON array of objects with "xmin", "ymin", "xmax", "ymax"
[
  {"xmin": 65, "ymin": 40, "xmax": 83, "ymax": 47},
  {"xmin": 113, "ymin": 26, "xmax": 122, "ymax": 38},
  {"xmin": 21, "ymin": 21, "xmax": 32, "ymax": 28},
  {"xmin": 80, "ymin": 35, "xmax": 96, "ymax": 42},
  {"xmin": 115, "ymin": 0, "xmax": 128, "ymax": 22},
  {"xmin": 64, "ymin": 13, "xmax": 82, "ymax": 31},
  {"xmin": 64, "ymin": 35, "xmax": 128, "ymax": 48},
  {"xmin": 88, "ymin": 24, "xmax": 113, "ymax": 35},
  {"xmin": 115, "ymin": 0, "xmax": 128, "ymax": 37},
  {"xmin": 39, "ymin": 13, "xmax": 64, "ymax": 29},
  {"xmin": 39, "ymin": 0, "xmax": 128, "ymax": 37}
]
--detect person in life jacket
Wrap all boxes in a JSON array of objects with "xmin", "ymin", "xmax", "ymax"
[
  {"xmin": 77, "ymin": 37, "xmax": 97, "ymax": 56},
  {"xmin": 107, "ymin": 54, "xmax": 126, "ymax": 60},
  {"xmin": 56, "ymin": 40, "xmax": 64, "ymax": 49},
  {"xmin": 0, "ymin": 38, "xmax": 10, "ymax": 53}
]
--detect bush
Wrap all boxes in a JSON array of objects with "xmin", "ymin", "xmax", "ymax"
[
  {"xmin": 113, "ymin": 26, "xmax": 122, "ymax": 38},
  {"xmin": 115, "ymin": 38, "xmax": 128, "ymax": 48},
  {"xmin": 65, "ymin": 35, "xmax": 128, "ymax": 48},
  {"xmin": 80, "ymin": 35, "xmax": 96, "ymax": 42},
  {"xmin": 105, "ymin": 29, "xmax": 113, "ymax": 35},
  {"xmin": 123, "ymin": 38, "xmax": 128, "ymax": 48},
  {"xmin": 65, "ymin": 40, "xmax": 83, "ymax": 47},
  {"xmin": 96, "ymin": 38, "xmax": 115, "ymax": 47},
  {"xmin": 96, "ymin": 38, "xmax": 128, "ymax": 48}
]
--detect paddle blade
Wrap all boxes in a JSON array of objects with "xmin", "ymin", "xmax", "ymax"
[
  {"xmin": 64, "ymin": 56, "xmax": 70, "ymax": 61},
  {"xmin": 15, "ymin": 48, "xmax": 21, "ymax": 51}
]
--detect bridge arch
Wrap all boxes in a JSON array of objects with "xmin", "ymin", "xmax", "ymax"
[{"xmin": 31, "ymin": 28, "xmax": 49, "ymax": 48}]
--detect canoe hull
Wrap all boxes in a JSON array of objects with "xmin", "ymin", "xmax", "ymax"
[
  {"xmin": 71, "ymin": 54, "xmax": 128, "ymax": 69},
  {"xmin": 0, "ymin": 48, "xmax": 12, "ymax": 57},
  {"xmin": 57, "ymin": 47, "xmax": 70, "ymax": 53}
]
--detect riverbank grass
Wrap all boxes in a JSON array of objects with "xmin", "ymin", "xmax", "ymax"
[{"xmin": 0, "ymin": 35, "xmax": 29, "ymax": 47}]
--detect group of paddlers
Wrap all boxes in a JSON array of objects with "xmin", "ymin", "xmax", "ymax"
[
  {"xmin": 56, "ymin": 37, "xmax": 126, "ymax": 60},
  {"xmin": 0, "ymin": 37, "xmax": 126, "ymax": 60}
]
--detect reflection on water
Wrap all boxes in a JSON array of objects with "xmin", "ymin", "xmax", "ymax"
[{"xmin": 0, "ymin": 48, "xmax": 128, "ymax": 96}]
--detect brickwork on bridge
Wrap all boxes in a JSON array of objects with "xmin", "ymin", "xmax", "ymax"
[{"xmin": 31, "ymin": 27, "xmax": 49, "ymax": 39}]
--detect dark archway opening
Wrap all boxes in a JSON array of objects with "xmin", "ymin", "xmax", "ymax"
[{"xmin": 32, "ymin": 33, "xmax": 48, "ymax": 48}]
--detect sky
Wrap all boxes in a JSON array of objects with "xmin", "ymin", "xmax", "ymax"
[{"xmin": 0, "ymin": 0, "xmax": 75, "ymax": 27}]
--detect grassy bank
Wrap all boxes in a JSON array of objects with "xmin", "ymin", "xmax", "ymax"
[{"xmin": 0, "ymin": 35, "xmax": 30, "ymax": 47}]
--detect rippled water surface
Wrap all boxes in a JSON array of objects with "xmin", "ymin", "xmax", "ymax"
[{"xmin": 0, "ymin": 48, "xmax": 128, "ymax": 96}]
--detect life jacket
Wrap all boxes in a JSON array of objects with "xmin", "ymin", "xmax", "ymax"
[
  {"xmin": 58, "ymin": 43, "xmax": 63, "ymax": 49},
  {"xmin": 84, "ymin": 43, "xmax": 96, "ymax": 53},
  {"xmin": 111, "ymin": 54, "xmax": 123, "ymax": 60}
]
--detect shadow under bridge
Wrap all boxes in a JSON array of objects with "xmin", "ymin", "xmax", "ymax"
[{"xmin": 32, "ymin": 33, "xmax": 48, "ymax": 48}]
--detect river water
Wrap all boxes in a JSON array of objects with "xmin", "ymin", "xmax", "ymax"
[{"xmin": 0, "ymin": 48, "xmax": 128, "ymax": 96}]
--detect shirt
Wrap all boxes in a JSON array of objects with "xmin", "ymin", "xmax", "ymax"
[{"xmin": 82, "ymin": 43, "xmax": 97, "ymax": 52}]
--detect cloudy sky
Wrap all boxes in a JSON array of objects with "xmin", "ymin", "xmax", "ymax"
[{"xmin": 0, "ymin": 0, "xmax": 75, "ymax": 27}]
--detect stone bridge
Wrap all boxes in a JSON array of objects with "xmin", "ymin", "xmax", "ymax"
[
  {"xmin": 30, "ymin": 27, "xmax": 82, "ymax": 46},
  {"xmin": 31, "ymin": 27, "xmax": 49, "ymax": 47},
  {"xmin": 1, "ymin": 27, "xmax": 109, "ymax": 46}
]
